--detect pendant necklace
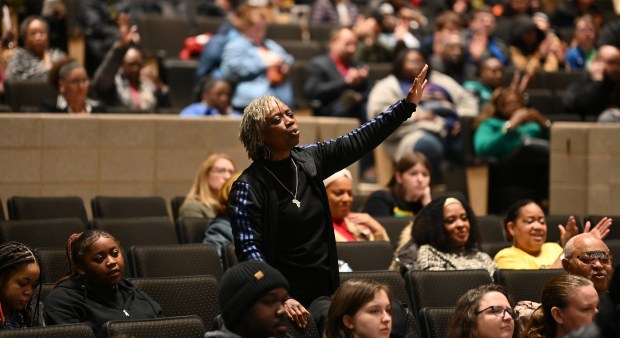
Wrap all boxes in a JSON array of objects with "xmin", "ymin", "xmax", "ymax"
[{"xmin": 264, "ymin": 158, "xmax": 301, "ymax": 208}]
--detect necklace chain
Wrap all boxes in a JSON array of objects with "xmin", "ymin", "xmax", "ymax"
[{"xmin": 264, "ymin": 158, "xmax": 301, "ymax": 207}]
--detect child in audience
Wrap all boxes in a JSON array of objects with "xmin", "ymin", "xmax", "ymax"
[
  {"xmin": 446, "ymin": 284, "xmax": 519, "ymax": 338},
  {"xmin": 565, "ymin": 15, "xmax": 598, "ymax": 71},
  {"xmin": 44, "ymin": 231, "xmax": 162, "ymax": 337},
  {"xmin": 180, "ymin": 153, "xmax": 237, "ymax": 219},
  {"xmin": 180, "ymin": 78, "xmax": 241, "ymax": 116},
  {"xmin": 324, "ymin": 278, "xmax": 392, "ymax": 338},
  {"xmin": 523, "ymin": 274, "xmax": 598, "ymax": 338},
  {"xmin": 0, "ymin": 241, "xmax": 42, "ymax": 330}
]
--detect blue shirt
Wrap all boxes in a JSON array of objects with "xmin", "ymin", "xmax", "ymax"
[{"xmin": 179, "ymin": 102, "xmax": 242, "ymax": 116}]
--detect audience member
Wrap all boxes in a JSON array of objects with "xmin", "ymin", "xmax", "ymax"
[
  {"xmin": 228, "ymin": 65, "xmax": 427, "ymax": 312},
  {"xmin": 323, "ymin": 169, "xmax": 389, "ymax": 242},
  {"xmin": 508, "ymin": 15, "xmax": 564, "ymax": 75},
  {"xmin": 303, "ymin": 27, "xmax": 370, "ymax": 121},
  {"xmin": 180, "ymin": 79, "xmax": 240, "ymax": 116},
  {"xmin": 353, "ymin": 15, "xmax": 394, "ymax": 63},
  {"xmin": 310, "ymin": 0, "xmax": 360, "ymax": 26},
  {"xmin": 562, "ymin": 233, "xmax": 612, "ymax": 295},
  {"xmin": 363, "ymin": 152, "xmax": 431, "ymax": 218},
  {"xmin": 473, "ymin": 86, "xmax": 550, "ymax": 209},
  {"xmin": 372, "ymin": 3, "xmax": 420, "ymax": 52},
  {"xmin": 523, "ymin": 274, "xmax": 598, "ymax": 338},
  {"xmin": 324, "ymin": 278, "xmax": 392, "ymax": 338},
  {"xmin": 411, "ymin": 196, "xmax": 497, "ymax": 275},
  {"xmin": 565, "ymin": 15, "xmax": 598, "ymax": 71},
  {"xmin": 91, "ymin": 13, "xmax": 170, "ymax": 112},
  {"xmin": 205, "ymin": 260, "xmax": 290, "ymax": 338},
  {"xmin": 494, "ymin": 199, "xmax": 611, "ymax": 269},
  {"xmin": 420, "ymin": 11, "xmax": 464, "ymax": 59},
  {"xmin": 0, "ymin": 242, "xmax": 42, "ymax": 330},
  {"xmin": 180, "ymin": 153, "xmax": 237, "ymax": 219},
  {"xmin": 445, "ymin": 284, "xmax": 519, "ymax": 338},
  {"xmin": 464, "ymin": 57, "xmax": 505, "ymax": 112},
  {"xmin": 549, "ymin": 0, "xmax": 605, "ymax": 29},
  {"xmin": 203, "ymin": 173, "xmax": 242, "ymax": 252},
  {"xmin": 368, "ymin": 49, "xmax": 474, "ymax": 182},
  {"xmin": 44, "ymin": 231, "xmax": 162, "ymax": 337},
  {"xmin": 563, "ymin": 45, "xmax": 620, "ymax": 121},
  {"xmin": 465, "ymin": 8, "xmax": 510, "ymax": 68},
  {"xmin": 430, "ymin": 32, "xmax": 472, "ymax": 84},
  {"xmin": 5, "ymin": 15, "xmax": 66, "ymax": 81},
  {"xmin": 220, "ymin": 7, "xmax": 294, "ymax": 111},
  {"xmin": 40, "ymin": 58, "xmax": 106, "ymax": 113}
]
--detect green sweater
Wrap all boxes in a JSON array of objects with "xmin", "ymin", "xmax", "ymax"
[{"xmin": 473, "ymin": 117, "xmax": 548, "ymax": 158}]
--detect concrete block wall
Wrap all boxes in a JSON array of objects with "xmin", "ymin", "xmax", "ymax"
[
  {"xmin": 0, "ymin": 114, "xmax": 359, "ymax": 219},
  {"xmin": 550, "ymin": 123, "xmax": 620, "ymax": 217}
]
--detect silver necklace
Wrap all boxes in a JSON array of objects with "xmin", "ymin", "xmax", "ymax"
[{"xmin": 263, "ymin": 158, "xmax": 300, "ymax": 208}]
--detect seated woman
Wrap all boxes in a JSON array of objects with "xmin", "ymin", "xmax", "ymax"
[
  {"xmin": 203, "ymin": 172, "xmax": 241, "ymax": 251},
  {"xmin": 44, "ymin": 231, "xmax": 162, "ymax": 336},
  {"xmin": 494, "ymin": 199, "xmax": 611, "ymax": 269},
  {"xmin": 5, "ymin": 16, "xmax": 66, "ymax": 81},
  {"xmin": 324, "ymin": 169, "xmax": 389, "ymax": 242},
  {"xmin": 180, "ymin": 153, "xmax": 236, "ymax": 219},
  {"xmin": 362, "ymin": 151, "xmax": 432, "ymax": 218},
  {"xmin": 0, "ymin": 241, "xmax": 42, "ymax": 330},
  {"xmin": 446, "ymin": 284, "xmax": 519, "ymax": 338},
  {"xmin": 40, "ymin": 58, "xmax": 106, "ymax": 113},
  {"xmin": 324, "ymin": 278, "xmax": 393, "ymax": 338},
  {"xmin": 523, "ymin": 274, "xmax": 598, "ymax": 338},
  {"xmin": 411, "ymin": 196, "xmax": 497, "ymax": 275},
  {"xmin": 473, "ymin": 86, "xmax": 551, "ymax": 212}
]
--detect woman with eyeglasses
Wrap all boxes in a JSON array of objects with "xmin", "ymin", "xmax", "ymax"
[
  {"xmin": 494, "ymin": 199, "xmax": 612, "ymax": 270},
  {"xmin": 523, "ymin": 274, "xmax": 598, "ymax": 338},
  {"xmin": 180, "ymin": 153, "xmax": 237, "ymax": 219},
  {"xmin": 40, "ymin": 58, "xmax": 106, "ymax": 113},
  {"xmin": 446, "ymin": 284, "xmax": 519, "ymax": 338}
]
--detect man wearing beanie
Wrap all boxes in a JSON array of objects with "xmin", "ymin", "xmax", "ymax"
[{"xmin": 205, "ymin": 261, "xmax": 290, "ymax": 338}]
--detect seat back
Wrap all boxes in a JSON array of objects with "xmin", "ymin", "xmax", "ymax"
[
  {"xmin": 336, "ymin": 241, "xmax": 394, "ymax": 270},
  {"xmin": 405, "ymin": 270, "xmax": 492, "ymax": 320},
  {"xmin": 8, "ymin": 196, "xmax": 88, "ymax": 224},
  {"xmin": 91, "ymin": 217, "xmax": 178, "ymax": 250},
  {"xmin": 480, "ymin": 241, "xmax": 512, "ymax": 259},
  {"xmin": 420, "ymin": 307, "xmax": 454, "ymax": 338},
  {"xmin": 131, "ymin": 244, "xmax": 223, "ymax": 279},
  {"xmin": 476, "ymin": 215, "xmax": 505, "ymax": 242},
  {"xmin": 137, "ymin": 14, "xmax": 191, "ymax": 58},
  {"xmin": 374, "ymin": 216, "xmax": 411, "ymax": 249},
  {"xmin": 129, "ymin": 276, "xmax": 219, "ymax": 326},
  {"xmin": 222, "ymin": 242, "xmax": 238, "ymax": 270},
  {"xmin": 170, "ymin": 196, "xmax": 186, "ymax": 222},
  {"xmin": 340, "ymin": 270, "xmax": 420, "ymax": 338},
  {"xmin": 494, "ymin": 269, "xmax": 565, "ymax": 303},
  {"xmin": 4, "ymin": 80, "xmax": 58, "ymax": 112},
  {"xmin": 103, "ymin": 315, "xmax": 206, "ymax": 338},
  {"xmin": 36, "ymin": 248, "xmax": 70, "ymax": 283},
  {"xmin": 0, "ymin": 198, "xmax": 4, "ymax": 220},
  {"xmin": 0, "ymin": 323, "xmax": 95, "ymax": 337},
  {"xmin": 605, "ymin": 239, "xmax": 620, "ymax": 267},
  {"xmin": 176, "ymin": 217, "xmax": 209, "ymax": 244},
  {"xmin": 91, "ymin": 196, "xmax": 169, "ymax": 218},
  {"xmin": 160, "ymin": 59, "xmax": 198, "ymax": 108},
  {"xmin": 0, "ymin": 218, "xmax": 86, "ymax": 248}
]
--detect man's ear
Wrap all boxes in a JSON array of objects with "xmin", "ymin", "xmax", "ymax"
[{"xmin": 561, "ymin": 257, "xmax": 571, "ymax": 271}]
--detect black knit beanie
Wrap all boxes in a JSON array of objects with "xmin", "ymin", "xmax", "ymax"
[{"xmin": 219, "ymin": 260, "xmax": 289, "ymax": 328}]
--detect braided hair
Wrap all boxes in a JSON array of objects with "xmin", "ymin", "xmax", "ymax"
[
  {"xmin": 0, "ymin": 241, "xmax": 42, "ymax": 328},
  {"xmin": 55, "ymin": 230, "xmax": 121, "ymax": 287}
]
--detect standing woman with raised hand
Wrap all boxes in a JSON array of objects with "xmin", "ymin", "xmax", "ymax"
[
  {"xmin": 0, "ymin": 242, "xmax": 42, "ymax": 330},
  {"xmin": 228, "ymin": 64, "xmax": 428, "ymax": 328},
  {"xmin": 44, "ymin": 231, "xmax": 162, "ymax": 337}
]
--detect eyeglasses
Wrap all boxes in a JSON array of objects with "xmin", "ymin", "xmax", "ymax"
[
  {"xmin": 210, "ymin": 167, "xmax": 235, "ymax": 175},
  {"xmin": 475, "ymin": 306, "xmax": 517, "ymax": 320},
  {"xmin": 572, "ymin": 251, "xmax": 612, "ymax": 265}
]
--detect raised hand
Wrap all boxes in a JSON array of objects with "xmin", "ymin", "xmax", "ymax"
[
  {"xmin": 406, "ymin": 64, "xmax": 428, "ymax": 105},
  {"xmin": 583, "ymin": 217, "xmax": 612, "ymax": 239}
]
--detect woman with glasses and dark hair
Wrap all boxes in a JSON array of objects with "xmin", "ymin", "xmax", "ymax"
[
  {"xmin": 523, "ymin": 274, "xmax": 598, "ymax": 338},
  {"xmin": 446, "ymin": 284, "xmax": 519, "ymax": 338}
]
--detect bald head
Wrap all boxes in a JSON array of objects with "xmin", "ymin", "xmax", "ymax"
[{"xmin": 562, "ymin": 233, "xmax": 612, "ymax": 294}]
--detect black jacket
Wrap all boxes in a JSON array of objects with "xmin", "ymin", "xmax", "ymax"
[{"xmin": 43, "ymin": 279, "xmax": 162, "ymax": 337}]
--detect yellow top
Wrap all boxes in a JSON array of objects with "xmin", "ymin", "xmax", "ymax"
[{"xmin": 494, "ymin": 243, "xmax": 563, "ymax": 269}]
